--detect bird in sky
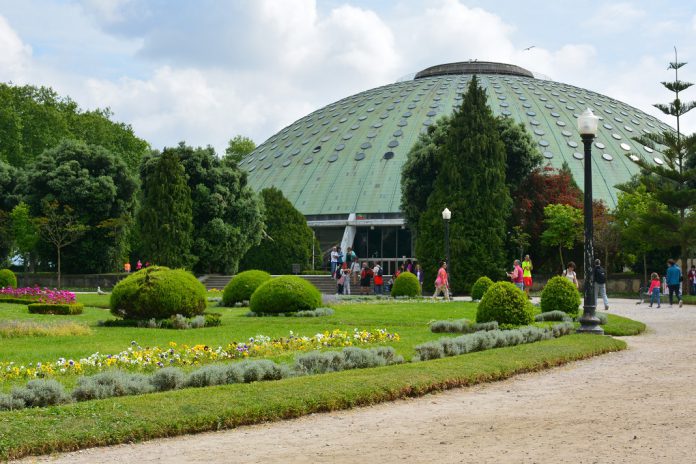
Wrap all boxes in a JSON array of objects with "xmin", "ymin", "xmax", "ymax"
[{"xmin": 523, "ymin": 45, "xmax": 536, "ymax": 51}]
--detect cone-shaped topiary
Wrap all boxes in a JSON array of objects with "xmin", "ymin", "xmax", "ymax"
[
  {"xmin": 540, "ymin": 275, "xmax": 581, "ymax": 317},
  {"xmin": 223, "ymin": 270, "xmax": 272, "ymax": 306},
  {"xmin": 476, "ymin": 281, "xmax": 534, "ymax": 326},
  {"xmin": 0, "ymin": 269, "xmax": 17, "ymax": 288},
  {"xmin": 249, "ymin": 275, "xmax": 321, "ymax": 314},
  {"xmin": 110, "ymin": 266, "xmax": 206, "ymax": 320},
  {"xmin": 470, "ymin": 276, "xmax": 494, "ymax": 300},
  {"xmin": 391, "ymin": 271, "xmax": 421, "ymax": 297}
]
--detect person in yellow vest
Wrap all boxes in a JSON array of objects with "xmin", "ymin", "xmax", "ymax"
[{"xmin": 522, "ymin": 254, "xmax": 533, "ymax": 299}]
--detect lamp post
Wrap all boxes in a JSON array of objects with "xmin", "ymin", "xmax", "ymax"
[
  {"xmin": 576, "ymin": 109, "xmax": 603, "ymax": 335},
  {"xmin": 442, "ymin": 207, "xmax": 451, "ymax": 285}
]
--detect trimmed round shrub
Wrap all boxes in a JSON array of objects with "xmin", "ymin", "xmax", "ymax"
[
  {"xmin": 470, "ymin": 276, "xmax": 494, "ymax": 300},
  {"xmin": 223, "ymin": 270, "xmax": 271, "ymax": 306},
  {"xmin": 390, "ymin": 271, "xmax": 421, "ymax": 297},
  {"xmin": 110, "ymin": 266, "xmax": 206, "ymax": 320},
  {"xmin": 249, "ymin": 275, "xmax": 321, "ymax": 314},
  {"xmin": 540, "ymin": 275, "xmax": 582, "ymax": 317},
  {"xmin": 0, "ymin": 269, "xmax": 17, "ymax": 289},
  {"xmin": 476, "ymin": 281, "xmax": 534, "ymax": 326}
]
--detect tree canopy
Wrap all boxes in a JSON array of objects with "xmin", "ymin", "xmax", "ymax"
[
  {"xmin": 225, "ymin": 135, "xmax": 256, "ymax": 164},
  {"xmin": 239, "ymin": 187, "xmax": 316, "ymax": 274}
]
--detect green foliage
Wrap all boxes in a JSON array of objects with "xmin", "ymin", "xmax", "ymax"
[
  {"xmin": 390, "ymin": 271, "xmax": 421, "ymax": 297},
  {"xmin": 25, "ymin": 139, "xmax": 137, "ymax": 274},
  {"xmin": 249, "ymin": 275, "xmax": 321, "ymax": 314},
  {"xmin": 0, "ymin": 269, "xmax": 17, "ymax": 288},
  {"xmin": 224, "ymin": 135, "xmax": 256, "ymax": 164},
  {"xmin": 110, "ymin": 266, "xmax": 206, "ymax": 320},
  {"xmin": 414, "ymin": 322, "xmax": 574, "ymax": 360},
  {"xmin": 411, "ymin": 77, "xmax": 511, "ymax": 293},
  {"xmin": 0, "ymin": 83, "xmax": 149, "ymax": 171},
  {"xmin": 27, "ymin": 303, "xmax": 84, "ymax": 315},
  {"xmin": 9, "ymin": 202, "xmax": 38, "ymax": 265},
  {"xmin": 223, "ymin": 270, "xmax": 272, "ymax": 306},
  {"xmin": 137, "ymin": 149, "xmax": 194, "ymax": 268},
  {"xmin": 470, "ymin": 276, "xmax": 494, "ymax": 300},
  {"xmin": 540, "ymin": 276, "xmax": 581, "ymax": 317},
  {"xmin": 497, "ymin": 116, "xmax": 543, "ymax": 193},
  {"xmin": 294, "ymin": 307, "xmax": 335, "ymax": 317},
  {"xmin": 429, "ymin": 319, "xmax": 499, "ymax": 333},
  {"xmin": 476, "ymin": 281, "xmax": 534, "ymax": 326},
  {"xmin": 72, "ymin": 371, "xmax": 154, "ymax": 401},
  {"xmin": 240, "ymin": 188, "xmax": 315, "ymax": 274},
  {"xmin": 294, "ymin": 346, "xmax": 404, "ymax": 375},
  {"xmin": 173, "ymin": 142, "xmax": 263, "ymax": 274},
  {"xmin": 8, "ymin": 379, "xmax": 71, "ymax": 409},
  {"xmin": 534, "ymin": 310, "xmax": 573, "ymax": 322},
  {"xmin": 541, "ymin": 203, "xmax": 582, "ymax": 269}
]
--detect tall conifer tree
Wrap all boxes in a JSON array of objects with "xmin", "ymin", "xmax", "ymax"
[
  {"xmin": 137, "ymin": 149, "xmax": 194, "ymax": 268},
  {"xmin": 415, "ymin": 76, "xmax": 511, "ymax": 293}
]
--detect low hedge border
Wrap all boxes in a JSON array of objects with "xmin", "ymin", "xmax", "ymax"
[
  {"xmin": 0, "ymin": 297, "xmax": 37, "ymax": 305},
  {"xmin": 0, "ymin": 334, "xmax": 626, "ymax": 460},
  {"xmin": 430, "ymin": 319, "xmax": 499, "ymax": 333},
  {"xmin": 99, "ymin": 313, "xmax": 222, "ymax": 329},
  {"xmin": 27, "ymin": 303, "xmax": 84, "ymax": 315}
]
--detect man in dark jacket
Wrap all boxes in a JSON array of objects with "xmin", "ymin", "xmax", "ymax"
[
  {"xmin": 594, "ymin": 259, "xmax": 609, "ymax": 311},
  {"xmin": 666, "ymin": 259, "xmax": 683, "ymax": 307}
]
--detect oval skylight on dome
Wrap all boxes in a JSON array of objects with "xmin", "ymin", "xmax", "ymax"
[
  {"xmin": 573, "ymin": 152, "xmax": 584, "ymax": 160},
  {"xmin": 354, "ymin": 152, "xmax": 365, "ymax": 161},
  {"xmin": 612, "ymin": 133, "xmax": 622, "ymax": 140},
  {"xmin": 562, "ymin": 130, "xmax": 572, "ymax": 137},
  {"xmin": 388, "ymin": 140, "xmax": 399, "ymax": 148},
  {"xmin": 383, "ymin": 151, "xmax": 395, "ymax": 160},
  {"xmin": 534, "ymin": 129, "xmax": 545, "ymax": 136},
  {"xmin": 602, "ymin": 153, "xmax": 613, "ymax": 161},
  {"xmin": 568, "ymin": 141, "xmax": 578, "ymax": 148},
  {"xmin": 595, "ymin": 142, "xmax": 606, "ymax": 149},
  {"xmin": 264, "ymin": 163, "xmax": 273, "ymax": 169},
  {"xmin": 327, "ymin": 154, "xmax": 338, "ymax": 163},
  {"xmin": 620, "ymin": 143, "xmax": 631, "ymax": 151},
  {"xmin": 335, "ymin": 144, "xmax": 345, "ymax": 151},
  {"xmin": 603, "ymin": 123, "xmax": 613, "ymax": 130},
  {"xmin": 303, "ymin": 158, "xmax": 313, "ymax": 165},
  {"xmin": 644, "ymin": 146, "xmax": 654, "ymax": 153},
  {"xmin": 543, "ymin": 151, "xmax": 554, "ymax": 159},
  {"xmin": 654, "ymin": 157, "xmax": 664, "ymax": 165},
  {"xmin": 360, "ymin": 142, "xmax": 372, "ymax": 150},
  {"xmin": 629, "ymin": 154, "xmax": 640, "ymax": 162},
  {"xmin": 539, "ymin": 140, "xmax": 550, "ymax": 147}
]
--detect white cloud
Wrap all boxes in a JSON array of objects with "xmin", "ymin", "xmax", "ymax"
[
  {"xmin": 0, "ymin": 15, "xmax": 31, "ymax": 79},
  {"xmin": 585, "ymin": 2, "xmax": 646, "ymax": 34}
]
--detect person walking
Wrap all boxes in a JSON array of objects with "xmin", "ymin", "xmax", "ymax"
[
  {"xmin": 563, "ymin": 262, "xmax": 579, "ymax": 288},
  {"xmin": 432, "ymin": 261, "xmax": 450, "ymax": 301},
  {"xmin": 522, "ymin": 254, "xmax": 533, "ymax": 299},
  {"xmin": 360, "ymin": 262, "xmax": 373, "ymax": 295},
  {"xmin": 373, "ymin": 263, "xmax": 384, "ymax": 295},
  {"xmin": 350, "ymin": 257, "xmax": 361, "ymax": 288},
  {"xmin": 330, "ymin": 246, "xmax": 338, "ymax": 274},
  {"xmin": 415, "ymin": 264, "xmax": 424, "ymax": 294},
  {"xmin": 342, "ymin": 266, "xmax": 352, "ymax": 295},
  {"xmin": 594, "ymin": 259, "xmax": 609, "ymax": 311},
  {"xmin": 124, "ymin": 262, "xmax": 131, "ymax": 273},
  {"xmin": 136, "ymin": 259, "xmax": 142, "ymax": 271},
  {"xmin": 666, "ymin": 259, "xmax": 683, "ymax": 307},
  {"xmin": 688, "ymin": 265, "xmax": 696, "ymax": 295},
  {"xmin": 648, "ymin": 272, "xmax": 662, "ymax": 308},
  {"xmin": 507, "ymin": 259, "xmax": 524, "ymax": 292}
]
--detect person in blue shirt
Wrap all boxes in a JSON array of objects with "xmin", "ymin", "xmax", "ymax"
[{"xmin": 665, "ymin": 259, "xmax": 683, "ymax": 307}]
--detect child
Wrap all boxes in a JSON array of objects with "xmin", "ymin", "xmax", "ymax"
[{"xmin": 648, "ymin": 272, "xmax": 661, "ymax": 308}]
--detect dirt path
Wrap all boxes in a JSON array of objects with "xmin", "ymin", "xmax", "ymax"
[{"xmin": 19, "ymin": 299, "xmax": 696, "ymax": 463}]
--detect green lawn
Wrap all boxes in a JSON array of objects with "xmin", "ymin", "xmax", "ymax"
[{"xmin": 0, "ymin": 297, "xmax": 643, "ymax": 459}]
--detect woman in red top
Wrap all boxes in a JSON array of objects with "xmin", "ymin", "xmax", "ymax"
[{"xmin": 432, "ymin": 261, "xmax": 450, "ymax": 301}]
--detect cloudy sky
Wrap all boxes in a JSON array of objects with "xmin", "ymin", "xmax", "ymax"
[{"xmin": 1, "ymin": 0, "xmax": 695, "ymax": 154}]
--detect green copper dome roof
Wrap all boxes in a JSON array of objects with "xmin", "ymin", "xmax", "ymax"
[{"xmin": 241, "ymin": 61, "xmax": 670, "ymax": 216}]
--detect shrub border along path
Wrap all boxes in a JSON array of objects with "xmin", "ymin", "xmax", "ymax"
[{"xmin": 0, "ymin": 334, "xmax": 624, "ymax": 460}]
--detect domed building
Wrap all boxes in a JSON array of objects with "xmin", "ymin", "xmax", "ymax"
[{"xmin": 240, "ymin": 61, "xmax": 670, "ymax": 271}]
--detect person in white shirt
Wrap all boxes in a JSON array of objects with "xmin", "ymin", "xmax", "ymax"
[{"xmin": 330, "ymin": 246, "xmax": 339, "ymax": 274}]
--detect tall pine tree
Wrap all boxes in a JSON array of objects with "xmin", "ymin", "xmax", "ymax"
[
  {"xmin": 415, "ymin": 76, "xmax": 511, "ymax": 293},
  {"xmin": 137, "ymin": 149, "xmax": 194, "ymax": 268},
  {"xmin": 621, "ymin": 49, "xmax": 696, "ymax": 280}
]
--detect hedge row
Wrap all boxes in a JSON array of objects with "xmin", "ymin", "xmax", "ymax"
[
  {"xmin": 430, "ymin": 319, "xmax": 499, "ymax": 333},
  {"xmin": 414, "ymin": 323, "xmax": 575, "ymax": 361},
  {"xmin": 27, "ymin": 303, "xmax": 84, "ymax": 315}
]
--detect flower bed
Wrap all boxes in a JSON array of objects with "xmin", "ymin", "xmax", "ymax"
[
  {"xmin": 0, "ymin": 328, "xmax": 400, "ymax": 381},
  {"xmin": 0, "ymin": 287, "xmax": 76, "ymax": 305}
]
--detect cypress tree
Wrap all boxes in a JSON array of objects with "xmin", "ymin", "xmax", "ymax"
[
  {"xmin": 239, "ymin": 187, "xmax": 317, "ymax": 274},
  {"xmin": 137, "ymin": 149, "xmax": 194, "ymax": 268},
  {"xmin": 415, "ymin": 76, "xmax": 511, "ymax": 293}
]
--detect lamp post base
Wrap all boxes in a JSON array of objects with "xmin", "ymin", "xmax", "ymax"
[{"xmin": 576, "ymin": 305, "xmax": 604, "ymax": 335}]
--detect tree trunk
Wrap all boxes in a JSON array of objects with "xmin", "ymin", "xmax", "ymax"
[
  {"xmin": 605, "ymin": 248, "xmax": 609, "ymax": 274},
  {"xmin": 643, "ymin": 253, "xmax": 648, "ymax": 287},
  {"xmin": 558, "ymin": 245, "xmax": 565, "ymax": 272},
  {"xmin": 57, "ymin": 246, "xmax": 61, "ymax": 289},
  {"xmin": 682, "ymin": 239, "xmax": 688, "ymax": 297}
]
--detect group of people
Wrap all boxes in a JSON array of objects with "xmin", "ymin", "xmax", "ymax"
[
  {"xmin": 123, "ymin": 259, "xmax": 148, "ymax": 273},
  {"xmin": 647, "ymin": 259, "xmax": 685, "ymax": 308},
  {"xmin": 330, "ymin": 245, "xmax": 426, "ymax": 296}
]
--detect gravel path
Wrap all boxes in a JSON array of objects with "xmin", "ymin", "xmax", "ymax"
[{"xmin": 20, "ymin": 299, "xmax": 696, "ymax": 463}]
